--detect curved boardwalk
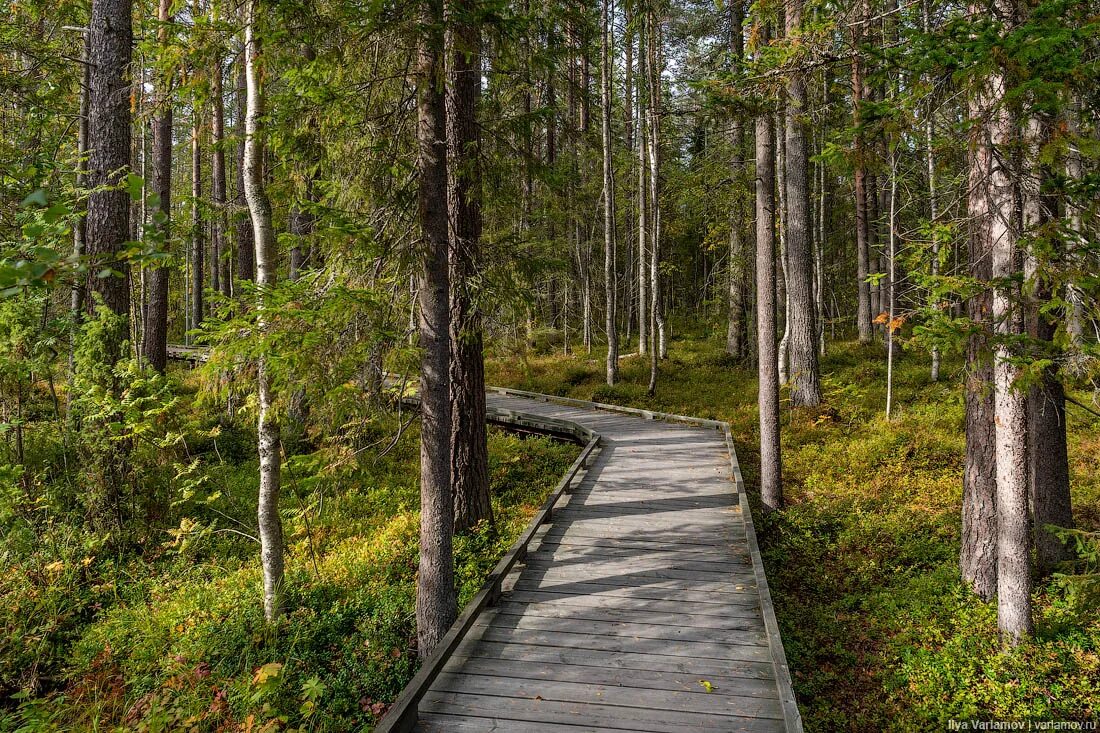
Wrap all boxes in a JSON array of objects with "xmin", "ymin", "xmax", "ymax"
[{"xmin": 414, "ymin": 390, "xmax": 800, "ymax": 733}]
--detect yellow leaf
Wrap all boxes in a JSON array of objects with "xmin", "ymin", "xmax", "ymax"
[
  {"xmin": 253, "ymin": 662, "xmax": 284, "ymax": 686},
  {"xmin": 699, "ymin": 679, "xmax": 714, "ymax": 693}
]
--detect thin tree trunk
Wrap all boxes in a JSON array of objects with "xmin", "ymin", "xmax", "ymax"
[
  {"xmin": 144, "ymin": 0, "xmax": 171, "ymax": 373},
  {"xmin": 637, "ymin": 17, "xmax": 648, "ymax": 359},
  {"xmin": 415, "ymin": 0, "xmax": 457, "ymax": 658},
  {"xmin": 601, "ymin": 0, "xmax": 618, "ymax": 385},
  {"xmin": 923, "ymin": 0, "xmax": 940, "ymax": 380},
  {"xmin": 447, "ymin": 0, "xmax": 492, "ymax": 533},
  {"xmin": 852, "ymin": 0, "xmax": 872, "ymax": 345},
  {"xmin": 776, "ymin": 121, "xmax": 790, "ymax": 385},
  {"xmin": 191, "ymin": 101, "xmax": 204, "ymax": 331},
  {"xmin": 647, "ymin": 10, "xmax": 665, "ymax": 390},
  {"xmin": 756, "ymin": 102, "xmax": 782, "ymax": 512},
  {"xmin": 1022, "ymin": 116, "xmax": 1073, "ymax": 576},
  {"xmin": 726, "ymin": 0, "xmax": 748, "ymax": 360},
  {"xmin": 783, "ymin": 0, "xmax": 821, "ymax": 407},
  {"xmin": 235, "ymin": 49, "xmax": 255, "ymax": 282},
  {"xmin": 211, "ymin": 32, "xmax": 230, "ymax": 297},
  {"xmin": 885, "ymin": 148, "xmax": 897, "ymax": 419},
  {"xmin": 244, "ymin": 0, "xmax": 284, "ymax": 622}
]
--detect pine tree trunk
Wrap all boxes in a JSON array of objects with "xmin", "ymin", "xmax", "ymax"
[
  {"xmin": 756, "ymin": 102, "xmax": 782, "ymax": 512},
  {"xmin": 191, "ymin": 106, "xmax": 204, "ymax": 331},
  {"xmin": 211, "ymin": 39, "xmax": 230, "ymax": 297},
  {"xmin": 1022, "ymin": 116, "xmax": 1073, "ymax": 576},
  {"xmin": 86, "ymin": 0, "xmax": 132, "ymax": 326},
  {"xmin": 447, "ymin": 0, "xmax": 492, "ymax": 534},
  {"xmin": 989, "ymin": 75, "xmax": 1032, "ymax": 639},
  {"xmin": 143, "ymin": 0, "xmax": 172, "ymax": 373},
  {"xmin": 601, "ymin": 0, "xmax": 618, "ymax": 386},
  {"xmin": 961, "ymin": 77, "xmax": 998, "ymax": 602},
  {"xmin": 647, "ymin": 11, "xmax": 666, "ymax": 388},
  {"xmin": 637, "ymin": 18, "xmax": 649, "ymax": 358},
  {"xmin": 783, "ymin": 0, "xmax": 821, "ymax": 407},
  {"xmin": 726, "ymin": 0, "xmax": 748, "ymax": 360},
  {"xmin": 851, "ymin": 1, "xmax": 872, "ymax": 345},
  {"xmin": 923, "ymin": 0, "xmax": 940, "ymax": 381},
  {"xmin": 243, "ymin": 0, "xmax": 284, "ymax": 622},
  {"xmin": 416, "ymin": 0, "xmax": 457, "ymax": 658}
]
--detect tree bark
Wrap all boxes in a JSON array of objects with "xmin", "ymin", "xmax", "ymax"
[
  {"xmin": 1022, "ymin": 116, "xmax": 1073, "ymax": 576},
  {"xmin": 86, "ymin": 0, "xmax": 132, "ymax": 326},
  {"xmin": 143, "ymin": 0, "xmax": 172, "ymax": 373},
  {"xmin": 243, "ymin": 0, "xmax": 284, "ymax": 622},
  {"xmin": 960, "ymin": 77, "xmax": 998, "ymax": 602},
  {"xmin": 601, "ymin": 0, "xmax": 618, "ymax": 386},
  {"xmin": 235, "ymin": 49, "xmax": 255, "ymax": 283},
  {"xmin": 756, "ymin": 101, "xmax": 782, "ymax": 512},
  {"xmin": 446, "ymin": 0, "xmax": 492, "ymax": 534},
  {"xmin": 783, "ymin": 0, "xmax": 821, "ymax": 407},
  {"xmin": 852, "ymin": 0, "xmax": 872, "ymax": 345},
  {"xmin": 416, "ymin": 0, "xmax": 457, "ymax": 658},
  {"xmin": 211, "ymin": 36, "xmax": 230, "ymax": 297},
  {"xmin": 191, "ymin": 102, "xmax": 204, "ymax": 331},
  {"xmin": 989, "ymin": 76, "xmax": 1032, "ymax": 641},
  {"xmin": 637, "ymin": 17, "xmax": 649, "ymax": 358},
  {"xmin": 726, "ymin": 0, "xmax": 749, "ymax": 360}
]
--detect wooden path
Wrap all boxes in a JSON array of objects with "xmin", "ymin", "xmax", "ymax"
[{"xmin": 403, "ymin": 389, "xmax": 801, "ymax": 733}]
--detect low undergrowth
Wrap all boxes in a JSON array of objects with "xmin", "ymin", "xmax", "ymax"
[
  {"xmin": 485, "ymin": 331, "xmax": 1100, "ymax": 730},
  {"xmin": 0, "ymin": 380, "xmax": 577, "ymax": 732}
]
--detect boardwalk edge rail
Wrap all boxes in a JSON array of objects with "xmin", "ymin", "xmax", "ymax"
[{"xmin": 375, "ymin": 395, "xmax": 601, "ymax": 733}]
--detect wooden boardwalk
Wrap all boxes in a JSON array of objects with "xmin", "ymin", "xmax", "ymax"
[{"xmin": 410, "ymin": 389, "xmax": 801, "ymax": 733}]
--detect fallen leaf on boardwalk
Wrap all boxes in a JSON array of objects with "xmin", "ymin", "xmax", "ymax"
[{"xmin": 699, "ymin": 679, "xmax": 714, "ymax": 693}]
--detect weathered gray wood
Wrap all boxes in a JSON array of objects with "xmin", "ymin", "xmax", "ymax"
[
  {"xmin": 474, "ymin": 626, "xmax": 774, "ymax": 662},
  {"xmin": 418, "ymin": 713, "xmax": 624, "ymax": 732},
  {"xmin": 420, "ymin": 691, "xmax": 786, "ymax": 733},
  {"xmin": 447, "ymin": 639, "xmax": 778, "ymax": 680},
  {"xmin": 432, "ymin": 672, "xmax": 785, "ymax": 718},
  {"xmin": 473, "ymin": 609, "xmax": 768, "ymax": 645},
  {"xmin": 494, "ymin": 599, "xmax": 765, "ymax": 628},
  {"xmin": 502, "ymin": 589, "xmax": 763, "ymax": 616},
  {"xmin": 438, "ymin": 656, "xmax": 781, "ymax": 698}
]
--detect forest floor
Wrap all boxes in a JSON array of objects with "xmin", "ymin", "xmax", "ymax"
[
  {"xmin": 0, "ymin": 371, "xmax": 578, "ymax": 732},
  {"xmin": 485, "ymin": 327, "xmax": 1100, "ymax": 730}
]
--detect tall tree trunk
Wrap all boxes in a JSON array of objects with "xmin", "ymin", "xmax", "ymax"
[
  {"xmin": 71, "ymin": 30, "xmax": 90, "ymax": 334},
  {"xmin": 783, "ymin": 0, "xmax": 821, "ymax": 407},
  {"xmin": 852, "ymin": 0, "xmax": 872, "ymax": 345},
  {"xmin": 143, "ymin": 0, "xmax": 171, "ymax": 373},
  {"xmin": 447, "ymin": 0, "xmax": 492, "ymax": 533},
  {"xmin": 776, "ymin": 121, "xmax": 790, "ymax": 385},
  {"xmin": 191, "ymin": 102, "xmax": 204, "ymax": 331},
  {"xmin": 756, "ymin": 101, "xmax": 782, "ymax": 512},
  {"xmin": 235, "ymin": 50, "xmax": 255, "ymax": 282},
  {"xmin": 86, "ymin": 0, "xmax": 132, "ymax": 325},
  {"xmin": 211, "ymin": 35, "xmax": 230, "ymax": 297},
  {"xmin": 244, "ymin": 0, "xmax": 284, "ymax": 622},
  {"xmin": 647, "ymin": 10, "xmax": 665, "ymax": 390},
  {"xmin": 923, "ymin": 0, "xmax": 940, "ymax": 381},
  {"xmin": 601, "ymin": 0, "xmax": 618, "ymax": 386},
  {"xmin": 637, "ymin": 17, "xmax": 649, "ymax": 358},
  {"xmin": 416, "ymin": 0, "xmax": 457, "ymax": 657},
  {"xmin": 726, "ymin": 0, "xmax": 748, "ymax": 360},
  {"xmin": 1022, "ymin": 116, "xmax": 1073, "ymax": 576},
  {"xmin": 961, "ymin": 69, "xmax": 998, "ymax": 602},
  {"xmin": 988, "ymin": 72, "xmax": 1032, "ymax": 641}
]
